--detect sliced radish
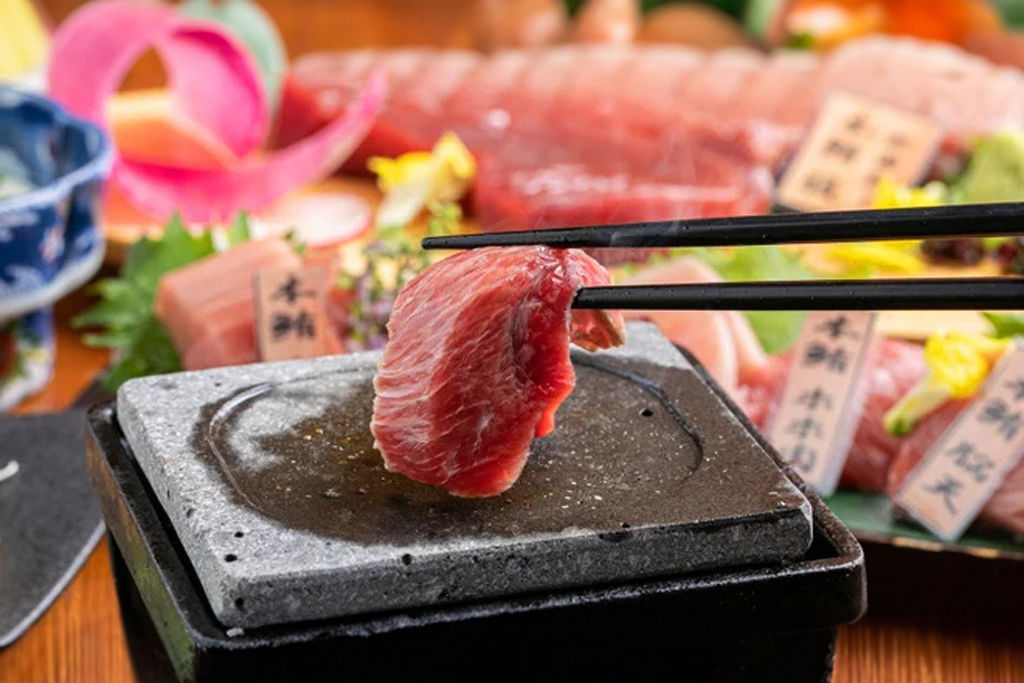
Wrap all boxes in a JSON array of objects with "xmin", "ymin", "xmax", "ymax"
[{"xmin": 261, "ymin": 192, "xmax": 374, "ymax": 248}]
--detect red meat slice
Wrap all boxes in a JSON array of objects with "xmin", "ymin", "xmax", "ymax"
[
  {"xmin": 887, "ymin": 400, "xmax": 1024, "ymax": 537},
  {"xmin": 273, "ymin": 50, "xmax": 380, "ymax": 148},
  {"xmin": 379, "ymin": 50, "xmax": 480, "ymax": 152},
  {"xmin": 472, "ymin": 132, "xmax": 773, "ymax": 234},
  {"xmin": 734, "ymin": 353, "xmax": 790, "ymax": 429},
  {"xmin": 279, "ymin": 38, "xmax": 1024, "ymax": 182},
  {"xmin": 444, "ymin": 51, "xmax": 530, "ymax": 136},
  {"xmin": 370, "ymin": 246, "xmax": 625, "ymax": 498},
  {"xmin": 840, "ymin": 338, "xmax": 929, "ymax": 491}
]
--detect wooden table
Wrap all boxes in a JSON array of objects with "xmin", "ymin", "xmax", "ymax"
[{"xmin": 4, "ymin": 1, "xmax": 1022, "ymax": 679}]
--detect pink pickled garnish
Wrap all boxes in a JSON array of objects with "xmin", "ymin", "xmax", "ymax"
[{"xmin": 48, "ymin": 0, "xmax": 386, "ymax": 222}]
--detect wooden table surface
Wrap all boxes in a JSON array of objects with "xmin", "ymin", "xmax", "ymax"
[{"xmin": 3, "ymin": 1, "xmax": 1022, "ymax": 680}]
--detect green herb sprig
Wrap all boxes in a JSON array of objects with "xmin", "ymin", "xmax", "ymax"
[{"xmin": 72, "ymin": 213, "xmax": 251, "ymax": 390}]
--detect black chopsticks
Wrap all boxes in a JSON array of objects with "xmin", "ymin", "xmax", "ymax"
[
  {"xmin": 422, "ymin": 202, "xmax": 1023, "ymax": 250},
  {"xmin": 421, "ymin": 203, "xmax": 1024, "ymax": 311},
  {"xmin": 573, "ymin": 278, "xmax": 1024, "ymax": 311}
]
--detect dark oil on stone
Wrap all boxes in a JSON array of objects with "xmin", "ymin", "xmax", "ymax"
[{"xmin": 190, "ymin": 358, "xmax": 704, "ymax": 545}]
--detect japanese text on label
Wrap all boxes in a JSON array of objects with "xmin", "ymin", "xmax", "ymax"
[
  {"xmin": 768, "ymin": 311, "xmax": 877, "ymax": 496},
  {"xmin": 777, "ymin": 91, "xmax": 941, "ymax": 211},
  {"xmin": 894, "ymin": 343, "xmax": 1024, "ymax": 541},
  {"xmin": 254, "ymin": 265, "xmax": 331, "ymax": 362}
]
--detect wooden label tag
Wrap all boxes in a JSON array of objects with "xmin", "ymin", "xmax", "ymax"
[
  {"xmin": 777, "ymin": 91, "xmax": 941, "ymax": 211},
  {"xmin": 767, "ymin": 311, "xmax": 877, "ymax": 496},
  {"xmin": 254, "ymin": 265, "xmax": 331, "ymax": 362},
  {"xmin": 894, "ymin": 343, "xmax": 1024, "ymax": 541}
]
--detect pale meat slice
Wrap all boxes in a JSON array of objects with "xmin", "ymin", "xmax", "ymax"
[
  {"xmin": 371, "ymin": 246, "xmax": 625, "ymax": 498},
  {"xmin": 675, "ymin": 48, "xmax": 764, "ymax": 122},
  {"xmin": 619, "ymin": 256, "xmax": 769, "ymax": 394},
  {"xmin": 638, "ymin": 310, "xmax": 739, "ymax": 392}
]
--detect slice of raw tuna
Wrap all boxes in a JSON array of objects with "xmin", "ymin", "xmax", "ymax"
[
  {"xmin": 887, "ymin": 399, "xmax": 1024, "ymax": 537},
  {"xmin": 156, "ymin": 240, "xmax": 299, "ymax": 350},
  {"xmin": 371, "ymin": 246, "xmax": 625, "ymax": 498},
  {"xmin": 472, "ymin": 132, "xmax": 773, "ymax": 236},
  {"xmin": 839, "ymin": 338, "xmax": 929, "ymax": 491},
  {"xmin": 733, "ymin": 353, "xmax": 790, "ymax": 429},
  {"xmin": 638, "ymin": 309, "xmax": 738, "ymax": 392}
]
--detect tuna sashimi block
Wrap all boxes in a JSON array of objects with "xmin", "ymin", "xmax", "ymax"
[
  {"xmin": 371, "ymin": 246, "xmax": 625, "ymax": 498},
  {"xmin": 155, "ymin": 239, "xmax": 307, "ymax": 371}
]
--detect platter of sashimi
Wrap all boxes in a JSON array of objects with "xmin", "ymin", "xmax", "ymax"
[{"xmin": 15, "ymin": 0, "xmax": 1024, "ymax": 566}]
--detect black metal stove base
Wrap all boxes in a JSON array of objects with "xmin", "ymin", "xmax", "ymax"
[{"xmin": 108, "ymin": 531, "xmax": 838, "ymax": 683}]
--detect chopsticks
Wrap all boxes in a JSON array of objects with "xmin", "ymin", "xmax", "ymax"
[
  {"xmin": 573, "ymin": 278, "xmax": 1024, "ymax": 311},
  {"xmin": 421, "ymin": 203, "xmax": 1024, "ymax": 311},
  {"xmin": 422, "ymin": 202, "xmax": 1023, "ymax": 250}
]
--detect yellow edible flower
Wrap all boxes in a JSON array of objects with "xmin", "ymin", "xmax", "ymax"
[
  {"xmin": 925, "ymin": 332, "xmax": 1008, "ymax": 398},
  {"xmin": 924, "ymin": 332, "xmax": 1006, "ymax": 399},
  {"xmin": 368, "ymin": 152, "xmax": 433, "ymax": 191},
  {"xmin": 0, "ymin": 0, "xmax": 48, "ymax": 84},
  {"xmin": 368, "ymin": 132, "xmax": 476, "ymax": 229},
  {"xmin": 884, "ymin": 332, "xmax": 1010, "ymax": 436},
  {"xmin": 824, "ymin": 176, "xmax": 947, "ymax": 275},
  {"xmin": 871, "ymin": 176, "xmax": 947, "ymax": 210},
  {"xmin": 823, "ymin": 242, "xmax": 925, "ymax": 275}
]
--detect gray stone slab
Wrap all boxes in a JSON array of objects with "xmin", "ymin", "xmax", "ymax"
[{"xmin": 117, "ymin": 323, "xmax": 811, "ymax": 629}]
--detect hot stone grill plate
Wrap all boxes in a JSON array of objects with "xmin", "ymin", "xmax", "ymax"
[{"xmin": 114, "ymin": 323, "xmax": 813, "ymax": 629}]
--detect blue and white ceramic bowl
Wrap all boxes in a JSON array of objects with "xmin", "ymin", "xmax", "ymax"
[{"xmin": 0, "ymin": 88, "xmax": 112, "ymax": 409}]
